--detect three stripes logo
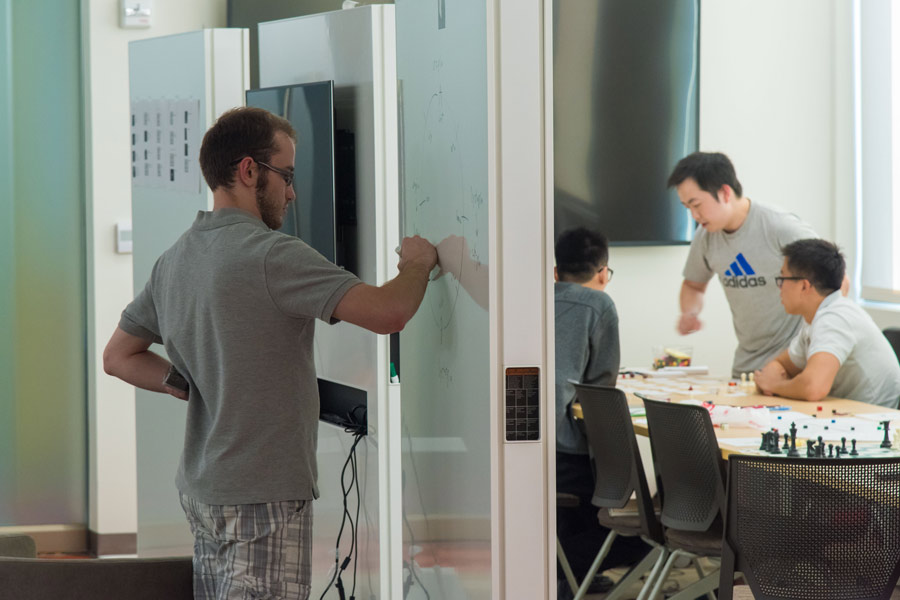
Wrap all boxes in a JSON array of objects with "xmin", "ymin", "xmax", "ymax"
[{"xmin": 723, "ymin": 253, "xmax": 767, "ymax": 288}]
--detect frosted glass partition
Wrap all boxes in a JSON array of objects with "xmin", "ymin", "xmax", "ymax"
[
  {"xmin": 129, "ymin": 30, "xmax": 248, "ymax": 554},
  {"xmin": 0, "ymin": 0, "xmax": 86, "ymax": 528},
  {"xmin": 395, "ymin": 1, "xmax": 491, "ymax": 598}
]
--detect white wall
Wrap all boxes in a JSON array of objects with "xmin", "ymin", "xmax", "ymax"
[
  {"xmin": 613, "ymin": 0, "xmax": 852, "ymax": 375},
  {"xmin": 82, "ymin": 0, "xmax": 227, "ymax": 541}
]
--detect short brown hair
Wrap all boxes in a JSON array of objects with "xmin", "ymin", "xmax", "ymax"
[{"xmin": 198, "ymin": 107, "xmax": 296, "ymax": 191}]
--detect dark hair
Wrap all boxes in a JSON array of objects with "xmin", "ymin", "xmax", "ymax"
[
  {"xmin": 199, "ymin": 107, "xmax": 296, "ymax": 191},
  {"xmin": 667, "ymin": 151, "xmax": 743, "ymax": 199},
  {"xmin": 782, "ymin": 239, "xmax": 845, "ymax": 295},
  {"xmin": 555, "ymin": 227, "xmax": 608, "ymax": 283}
]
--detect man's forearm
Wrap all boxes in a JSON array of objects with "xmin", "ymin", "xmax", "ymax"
[
  {"xmin": 381, "ymin": 263, "xmax": 431, "ymax": 324},
  {"xmin": 679, "ymin": 283, "xmax": 704, "ymax": 316},
  {"xmin": 767, "ymin": 371, "xmax": 828, "ymax": 403},
  {"xmin": 106, "ymin": 349, "xmax": 172, "ymax": 394}
]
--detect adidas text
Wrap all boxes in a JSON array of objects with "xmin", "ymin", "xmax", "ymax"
[{"xmin": 723, "ymin": 275, "xmax": 767, "ymax": 288}]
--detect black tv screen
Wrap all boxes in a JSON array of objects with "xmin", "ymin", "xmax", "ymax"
[
  {"xmin": 553, "ymin": 0, "xmax": 699, "ymax": 245},
  {"xmin": 246, "ymin": 81, "xmax": 337, "ymax": 262}
]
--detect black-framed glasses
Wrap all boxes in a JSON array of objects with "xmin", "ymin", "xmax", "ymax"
[
  {"xmin": 256, "ymin": 161, "xmax": 294, "ymax": 187},
  {"xmin": 230, "ymin": 156, "xmax": 294, "ymax": 187},
  {"xmin": 598, "ymin": 265, "xmax": 614, "ymax": 281},
  {"xmin": 775, "ymin": 276, "xmax": 805, "ymax": 288}
]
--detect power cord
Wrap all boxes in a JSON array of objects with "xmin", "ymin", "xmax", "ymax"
[{"xmin": 319, "ymin": 429, "xmax": 365, "ymax": 600}]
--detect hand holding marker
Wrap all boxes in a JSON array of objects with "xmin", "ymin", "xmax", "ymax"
[{"xmin": 396, "ymin": 244, "xmax": 442, "ymax": 280}]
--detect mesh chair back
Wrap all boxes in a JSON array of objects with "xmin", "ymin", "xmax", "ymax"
[
  {"xmin": 641, "ymin": 396, "xmax": 726, "ymax": 531},
  {"xmin": 574, "ymin": 383, "xmax": 663, "ymax": 543},
  {"xmin": 724, "ymin": 455, "xmax": 900, "ymax": 600}
]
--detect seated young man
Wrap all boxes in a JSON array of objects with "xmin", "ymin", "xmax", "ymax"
[
  {"xmin": 554, "ymin": 227, "xmax": 647, "ymax": 597},
  {"xmin": 754, "ymin": 239, "xmax": 900, "ymax": 407}
]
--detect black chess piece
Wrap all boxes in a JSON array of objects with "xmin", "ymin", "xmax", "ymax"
[
  {"xmin": 841, "ymin": 437, "xmax": 848, "ymax": 454},
  {"xmin": 828, "ymin": 443, "xmax": 834, "ymax": 458},
  {"xmin": 882, "ymin": 420, "xmax": 893, "ymax": 449},
  {"xmin": 772, "ymin": 430, "xmax": 781, "ymax": 453},
  {"xmin": 787, "ymin": 427, "xmax": 800, "ymax": 458},
  {"xmin": 783, "ymin": 433, "xmax": 790, "ymax": 454},
  {"xmin": 759, "ymin": 432, "xmax": 768, "ymax": 451},
  {"xmin": 806, "ymin": 440, "xmax": 815, "ymax": 458},
  {"xmin": 850, "ymin": 439, "xmax": 859, "ymax": 456}
]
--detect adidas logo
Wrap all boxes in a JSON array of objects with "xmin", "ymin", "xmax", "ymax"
[{"xmin": 723, "ymin": 253, "xmax": 767, "ymax": 288}]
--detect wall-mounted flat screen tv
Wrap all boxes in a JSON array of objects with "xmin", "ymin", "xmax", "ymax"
[
  {"xmin": 246, "ymin": 81, "xmax": 338, "ymax": 263},
  {"xmin": 553, "ymin": 0, "xmax": 700, "ymax": 245}
]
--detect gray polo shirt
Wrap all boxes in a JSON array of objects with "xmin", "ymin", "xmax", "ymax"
[
  {"xmin": 788, "ymin": 291, "xmax": 900, "ymax": 408},
  {"xmin": 555, "ymin": 282, "xmax": 620, "ymax": 455},
  {"xmin": 120, "ymin": 208, "xmax": 361, "ymax": 504},
  {"xmin": 683, "ymin": 200, "xmax": 818, "ymax": 376}
]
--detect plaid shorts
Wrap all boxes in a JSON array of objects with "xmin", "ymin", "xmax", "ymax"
[{"xmin": 179, "ymin": 493, "xmax": 313, "ymax": 600}]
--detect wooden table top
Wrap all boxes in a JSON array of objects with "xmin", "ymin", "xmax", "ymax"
[{"xmin": 572, "ymin": 373, "xmax": 900, "ymax": 458}]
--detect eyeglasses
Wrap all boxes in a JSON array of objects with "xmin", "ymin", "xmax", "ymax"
[
  {"xmin": 256, "ymin": 161, "xmax": 294, "ymax": 187},
  {"xmin": 774, "ymin": 276, "xmax": 805, "ymax": 288},
  {"xmin": 602, "ymin": 266, "xmax": 614, "ymax": 281},
  {"xmin": 230, "ymin": 156, "xmax": 294, "ymax": 187}
]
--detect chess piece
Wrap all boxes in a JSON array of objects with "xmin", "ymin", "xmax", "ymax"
[
  {"xmin": 828, "ymin": 444, "xmax": 834, "ymax": 458},
  {"xmin": 850, "ymin": 439, "xmax": 859, "ymax": 456},
  {"xmin": 806, "ymin": 440, "xmax": 815, "ymax": 458},
  {"xmin": 841, "ymin": 437, "xmax": 847, "ymax": 454},
  {"xmin": 882, "ymin": 421, "xmax": 893, "ymax": 449},
  {"xmin": 787, "ymin": 425, "xmax": 800, "ymax": 458},
  {"xmin": 759, "ymin": 432, "xmax": 768, "ymax": 451}
]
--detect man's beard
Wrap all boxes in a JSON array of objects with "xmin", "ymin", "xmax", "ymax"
[{"xmin": 255, "ymin": 172, "xmax": 283, "ymax": 230}]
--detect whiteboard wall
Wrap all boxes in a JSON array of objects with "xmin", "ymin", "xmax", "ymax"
[{"xmin": 396, "ymin": 1, "xmax": 492, "ymax": 598}]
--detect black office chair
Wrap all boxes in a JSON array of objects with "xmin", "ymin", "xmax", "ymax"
[
  {"xmin": 719, "ymin": 454, "xmax": 900, "ymax": 600},
  {"xmin": 641, "ymin": 395, "xmax": 728, "ymax": 600},
  {"xmin": 558, "ymin": 384, "xmax": 667, "ymax": 600},
  {"xmin": 884, "ymin": 327, "xmax": 900, "ymax": 363},
  {"xmin": 883, "ymin": 328, "xmax": 900, "ymax": 409}
]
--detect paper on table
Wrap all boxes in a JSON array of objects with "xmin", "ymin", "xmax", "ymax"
[
  {"xmin": 855, "ymin": 412, "xmax": 900, "ymax": 423},
  {"xmin": 718, "ymin": 437, "xmax": 768, "ymax": 448}
]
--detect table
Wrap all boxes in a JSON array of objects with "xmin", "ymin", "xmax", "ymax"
[{"xmin": 572, "ymin": 373, "xmax": 900, "ymax": 459}]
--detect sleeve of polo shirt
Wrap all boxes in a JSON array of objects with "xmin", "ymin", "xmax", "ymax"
[
  {"xmin": 682, "ymin": 225, "xmax": 713, "ymax": 283},
  {"xmin": 805, "ymin": 311, "xmax": 854, "ymax": 366},
  {"xmin": 265, "ymin": 236, "xmax": 362, "ymax": 322},
  {"xmin": 119, "ymin": 278, "xmax": 163, "ymax": 344}
]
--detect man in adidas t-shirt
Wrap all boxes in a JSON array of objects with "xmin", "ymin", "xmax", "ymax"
[{"xmin": 668, "ymin": 152, "xmax": 819, "ymax": 377}]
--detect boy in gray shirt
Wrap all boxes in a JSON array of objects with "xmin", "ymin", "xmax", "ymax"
[
  {"xmin": 554, "ymin": 227, "xmax": 647, "ymax": 595},
  {"xmin": 668, "ymin": 152, "xmax": 819, "ymax": 376},
  {"xmin": 755, "ymin": 239, "xmax": 900, "ymax": 408},
  {"xmin": 104, "ymin": 107, "xmax": 437, "ymax": 600}
]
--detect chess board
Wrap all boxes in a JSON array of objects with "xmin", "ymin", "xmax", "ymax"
[{"xmin": 615, "ymin": 371, "xmax": 900, "ymax": 459}]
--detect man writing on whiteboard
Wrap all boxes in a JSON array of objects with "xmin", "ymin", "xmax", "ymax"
[{"xmin": 103, "ymin": 107, "xmax": 437, "ymax": 600}]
